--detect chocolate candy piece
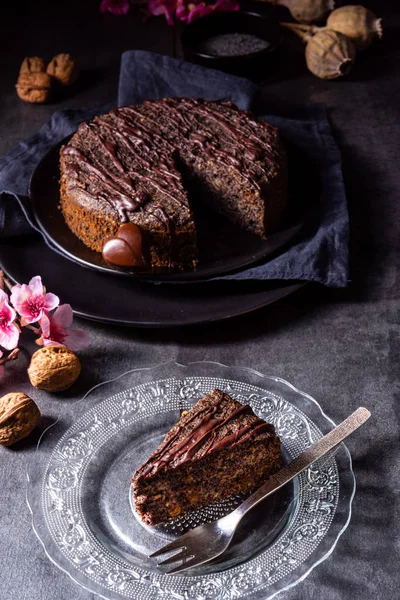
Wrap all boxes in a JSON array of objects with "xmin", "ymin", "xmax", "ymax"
[
  {"xmin": 117, "ymin": 223, "xmax": 145, "ymax": 261},
  {"xmin": 102, "ymin": 223, "xmax": 149, "ymax": 269},
  {"xmin": 102, "ymin": 238, "xmax": 137, "ymax": 267}
]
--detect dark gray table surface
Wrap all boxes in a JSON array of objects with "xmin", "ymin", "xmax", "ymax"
[{"xmin": 1, "ymin": 1, "xmax": 399, "ymax": 599}]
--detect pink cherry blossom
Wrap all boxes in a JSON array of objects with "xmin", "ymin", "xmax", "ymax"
[
  {"xmin": 0, "ymin": 290, "xmax": 20, "ymax": 351},
  {"xmin": 38, "ymin": 305, "xmax": 89, "ymax": 351},
  {"xmin": 100, "ymin": 0, "xmax": 131, "ymax": 14},
  {"xmin": 148, "ymin": 0, "xmax": 177, "ymax": 24},
  {"xmin": 176, "ymin": 0, "xmax": 239, "ymax": 23},
  {"xmin": 11, "ymin": 276, "xmax": 59, "ymax": 325}
]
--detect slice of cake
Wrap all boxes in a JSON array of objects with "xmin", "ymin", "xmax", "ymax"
[{"xmin": 132, "ymin": 388, "xmax": 281, "ymax": 525}]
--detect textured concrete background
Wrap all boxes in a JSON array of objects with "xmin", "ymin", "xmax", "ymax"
[{"xmin": 0, "ymin": 1, "xmax": 399, "ymax": 599}]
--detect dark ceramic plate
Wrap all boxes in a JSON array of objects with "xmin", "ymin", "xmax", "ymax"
[
  {"xmin": 181, "ymin": 11, "xmax": 281, "ymax": 80},
  {"xmin": 0, "ymin": 235, "xmax": 304, "ymax": 327},
  {"xmin": 29, "ymin": 138, "xmax": 306, "ymax": 283}
]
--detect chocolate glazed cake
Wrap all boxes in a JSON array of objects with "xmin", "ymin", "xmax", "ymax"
[
  {"xmin": 132, "ymin": 388, "xmax": 281, "ymax": 525},
  {"xmin": 60, "ymin": 98, "xmax": 287, "ymax": 270}
]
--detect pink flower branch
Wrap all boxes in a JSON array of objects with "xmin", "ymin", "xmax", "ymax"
[
  {"xmin": 0, "ymin": 270, "xmax": 89, "ymax": 379},
  {"xmin": 100, "ymin": 0, "xmax": 239, "ymax": 24},
  {"xmin": 37, "ymin": 305, "xmax": 89, "ymax": 351},
  {"xmin": 11, "ymin": 275, "xmax": 59, "ymax": 324}
]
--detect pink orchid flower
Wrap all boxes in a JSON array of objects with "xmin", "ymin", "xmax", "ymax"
[
  {"xmin": 11, "ymin": 275, "xmax": 59, "ymax": 325},
  {"xmin": 0, "ymin": 290, "xmax": 20, "ymax": 351},
  {"xmin": 148, "ymin": 0, "xmax": 177, "ymax": 25},
  {"xmin": 100, "ymin": 0, "xmax": 131, "ymax": 15},
  {"xmin": 38, "ymin": 305, "xmax": 89, "ymax": 351},
  {"xmin": 176, "ymin": 0, "xmax": 239, "ymax": 23}
]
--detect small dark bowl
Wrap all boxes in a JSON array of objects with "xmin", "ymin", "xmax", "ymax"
[{"xmin": 181, "ymin": 11, "xmax": 281, "ymax": 80}]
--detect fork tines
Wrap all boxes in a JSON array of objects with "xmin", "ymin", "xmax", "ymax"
[{"xmin": 149, "ymin": 539, "xmax": 187, "ymax": 559}]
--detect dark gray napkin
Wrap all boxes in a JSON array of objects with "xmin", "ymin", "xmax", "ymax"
[
  {"xmin": 0, "ymin": 50, "xmax": 349, "ymax": 287},
  {"xmin": 0, "ymin": 107, "xmax": 106, "ymax": 254}
]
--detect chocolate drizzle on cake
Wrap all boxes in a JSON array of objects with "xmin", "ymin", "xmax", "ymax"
[
  {"xmin": 62, "ymin": 119, "xmax": 185, "ymax": 223},
  {"xmin": 132, "ymin": 388, "xmax": 282, "ymax": 525},
  {"xmin": 139, "ymin": 388, "xmax": 275, "ymax": 477},
  {"xmin": 60, "ymin": 97, "xmax": 287, "ymax": 270}
]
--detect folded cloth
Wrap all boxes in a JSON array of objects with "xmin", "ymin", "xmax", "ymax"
[
  {"xmin": 0, "ymin": 50, "xmax": 349, "ymax": 287},
  {"xmin": 0, "ymin": 107, "xmax": 107, "ymax": 250}
]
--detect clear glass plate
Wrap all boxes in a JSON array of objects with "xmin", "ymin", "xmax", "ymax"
[{"xmin": 26, "ymin": 361, "xmax": 355, "ymax": 600}]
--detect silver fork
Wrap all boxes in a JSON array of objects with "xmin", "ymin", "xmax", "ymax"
[{"xmin": 149, "ymin": 407, "xmax": 370, "ymax": 574}]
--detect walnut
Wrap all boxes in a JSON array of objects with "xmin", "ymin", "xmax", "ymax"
[
  {"xmin": 47, "ymin": 53, "xmax": 79, "ymax": 87},
  {"xmin": 16, "ymin": 72, "xmax": 53, "ymax": 104},
  {"xmin": 19, "ymin": 56, "xmax": 46, "ymax": 75},
  {"xmin": 27, "ymin": 346, "xmax": 81, "ymax": 392},
  {"xmin": 0, "ymin": 393, "xmax": 40, "ymax": 447}
]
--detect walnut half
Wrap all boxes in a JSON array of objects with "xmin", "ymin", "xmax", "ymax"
[
  {"xmin": 47, "ymin": 53, "xmax": 79, "ymax": 87},
  {"xmin": 0, "ymin": 393, "xmax": 40, "ymax": 447},
  {"xmin": 16, "ymin": 72, "xmax": 53, "ymax": 104},
  {"xmin": 19, "ymin": 56, "xmax": 46, "ymax": 75}
]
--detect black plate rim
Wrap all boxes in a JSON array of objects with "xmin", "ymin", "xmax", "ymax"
[
  {"xmin": 29, "ymin": 136, "xmax": 305, "ymax": 284},
  {"xmin": 72, "ymin": 281, "xmax": 306, "ymax": 327},
  {"xmin": 0, "ymin": 239, "xmax": 306, "ymax": 328}
]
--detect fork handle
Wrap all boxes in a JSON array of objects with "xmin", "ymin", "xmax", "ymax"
[{"xmin": 235, "ymin": 407, "xmax": 371, "ymax": 518}]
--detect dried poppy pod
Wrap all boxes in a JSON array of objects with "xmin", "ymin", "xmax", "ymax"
[
  {"xmin": 282, "ymin": 24, "xmax": 356, "ymax": 79},
  {"xmin": 326, "ymin": 5, "xmax": 382, "ymax": 51},
  {"xmin": 261, "ymin": 0, "xmax": 335, "ymax": 23},
  {"xmin": 305, "ymin": 29, "xmax": 355, "ymax": 79}
]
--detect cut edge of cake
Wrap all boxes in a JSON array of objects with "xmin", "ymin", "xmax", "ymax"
[{"xmin": 59, "ymin": 98, "xmax": 287, "ymax": 271}]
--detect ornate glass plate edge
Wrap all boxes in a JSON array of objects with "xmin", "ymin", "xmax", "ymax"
[{"xmin": 26, "ymin": 360, "xmax": 356, "ymax": 600}]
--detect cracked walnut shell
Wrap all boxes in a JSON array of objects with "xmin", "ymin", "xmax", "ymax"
[
  {"xmin": 47, "ymin": 53, "xmax": 79, "ymax": 87},
  {"xmin": 19, "ymin": 56, "xmax": 46, "ymax": 75},
  {"xmin": 16, "ymin": 72, "xmax": 53, "ymax": 103},
  {"xmin": 0, "ymin": 393, "xmax": 40, "ymax": 447},
  {"xmin": 28, "ymin": 346, "xmax": 81, "ymax": 392}
]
